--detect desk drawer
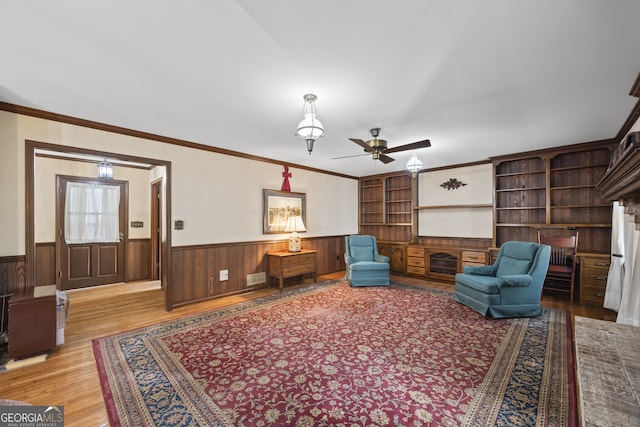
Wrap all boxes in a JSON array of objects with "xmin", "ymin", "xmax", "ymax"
[
  {"xmin": 282, "ymin": 253, "xmax": 315, "ymax": 267},
  {"xmin": 407, "ymin": 256, "xmax": 425, "ymax": 267},
  {"xmin": 407, "ymin": 266, "xmax": 426, "ymax": 275},
  {"xmin": 406, "ymin": 246, "xmax": 425, "ymax": 258},
  {"xmin": 462, "ymin": 250, "xmax": 486, "ymax": 264},
  {"xmin": 283, "ymin": 262, "xmax": 315, "ymax": 277}
]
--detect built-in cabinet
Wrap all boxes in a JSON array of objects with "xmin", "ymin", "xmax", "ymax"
[
  {"xmin": 493, "ymin": 144, "xmax": 614, "ymax": 253},
  {"xmin": 377, "ymin": 242, "xmax": 407, "ymax": 274},
  {"xmin": 405, "ymin": 245, "xmax": 488, "ymax": 282},
  {"xmin": 579, "ymin": 254, "xmax": 611, "ymax": 307}
]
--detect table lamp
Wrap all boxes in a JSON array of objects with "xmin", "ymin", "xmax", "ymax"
[{"xmin": 284, "ymin": 215, "xmax": 306, "ymax": 252}]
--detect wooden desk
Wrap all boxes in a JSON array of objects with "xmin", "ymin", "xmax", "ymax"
[
  {"xmin": 9, "ymin": 285, "xmax": 57, "ymax": 359},
  {"xmin": 268, "ymin": 250, "xmax": 317, "ymax": 290}
]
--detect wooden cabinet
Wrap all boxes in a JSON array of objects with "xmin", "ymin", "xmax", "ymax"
[
  {"xmin": 378, "ymin": 242, "xmax": 406, "ymax": 274},
  {"xmin": 9, "ymin": 285, "xmax": 57, "ymax": 359},
  {"xmin": 579, "ymin": 254, "xmax": 611, "ymax": 307},
  {"xmin": 406, "ymin": 246, "xmax": 426, "ymax": 276},
  {"xmin": 461, "ymin": 250, "xmax": 487, "ymax": 268},
  {"xmin": 492, "ymin": 143, "xmax": 614, "ymax": 254},
  {"xmin": 268, "ymin": 250, "xmax": 316, "ymax": 290}
]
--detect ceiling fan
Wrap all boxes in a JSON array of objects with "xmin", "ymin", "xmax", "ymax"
[{"xmin": 334, "ymin": 128, "xmax": 431, "ymax": 164}]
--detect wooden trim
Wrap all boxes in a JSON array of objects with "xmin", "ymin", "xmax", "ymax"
[
  {"xmin": 171, "ymin": 235, "xmax": 349, "ymax": 251},
  {"xmin": 36, "ymin": 152, "xmax": 153, "ymax": 170},
  {"xmin": 2, "ymin": 102, "xmax": 357, "ymax": 180},
  {"xmin": 415, "ymin": 204, "xmax": 492, "ymax": 210},
  {"xmin": 0, "ymin": 255, "xmax": 26, "ymax": 263},
  {"xmin": 629, "ymin": 72, "xmax": 640, "ymax": 97},
  {"xmin": 490, "ymin": 139, "xmax": 616, "ymax": 163},
  {"xmin": 25, "ymin": 140, "xmax": 174, "ymax": 310},
  {"xmin": 615, "ymin": 98, "xmax": 640, "ymax": 143}
]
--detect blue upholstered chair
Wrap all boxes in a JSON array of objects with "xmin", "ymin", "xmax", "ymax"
[
  {"xmin": 344, "ymin": 235, "xmax": 390, "ymax": 287},
  {"xmin": 453, "ymin": 241, "xmax": 551, "ymax": 318}
]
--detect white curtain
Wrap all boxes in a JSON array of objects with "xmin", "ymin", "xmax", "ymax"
[
  {"xmin": 616, "ymin": 209, "xmax": 640, "ymax": 326},
  {"xmin": 604, "ymin": 202, "xmax": 625, "ymax": 311},
  {"xmin": 64, "ymin": 182, "xmax": 120, "ymax": 244}
]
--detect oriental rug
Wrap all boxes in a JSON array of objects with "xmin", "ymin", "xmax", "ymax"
[{"xmin": 93, "ymin": 280, "xmax": 574, "ymax": 426}]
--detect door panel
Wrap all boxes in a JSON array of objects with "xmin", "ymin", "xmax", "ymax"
[
  {"xmin": 68, "ymin": 246, "xmax": 91, "ymax": 279},
  {"xmin": 57, "ymin": 176, "xmax": 127, "ymax": 290},
  {"xmin": 98, "ymin": 244, "xmax": 119, "ymax": 276}
]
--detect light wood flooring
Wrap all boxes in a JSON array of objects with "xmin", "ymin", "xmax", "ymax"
[{"xmin": 0, "ymin": 273, "xmax": 616, "ymax": 426}]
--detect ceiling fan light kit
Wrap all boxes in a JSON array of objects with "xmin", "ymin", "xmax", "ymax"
[{"xmin": 295, "ymin": 94, "xmax": 324, "ymax": 154}]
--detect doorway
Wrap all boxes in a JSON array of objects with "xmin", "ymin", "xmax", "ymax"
[
  {"xmin": 56, "ymin": 176, "xmax": 128, "ymax": 290},
  {"xmin": 26, "ymin": 140, "xmax": 174, "ymax": 311},
  {"xmin": 150, "ymin": 179, "xmax": 162, "ymax": 282}
]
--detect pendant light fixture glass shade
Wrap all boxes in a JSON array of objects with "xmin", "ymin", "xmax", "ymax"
[
  {"xmin": 406, "ymin": 152, "xmax": 423, "ymax": 176},
  {"xmin": 97, "ymin": 159, "xmax": 113, "ymax": 180},
  {"xmin": 296, "ymin": 94, "xmax": 324, "ymax": 154}
]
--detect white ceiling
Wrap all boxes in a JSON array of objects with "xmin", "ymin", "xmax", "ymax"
[{"xmin": 3, "ymin": 1, "xmax": 640, "ymax": 177}]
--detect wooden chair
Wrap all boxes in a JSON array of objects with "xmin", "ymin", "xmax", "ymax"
[{"xmin": 537, "ymin": 230, "xmax": 579, "ymax": 303}]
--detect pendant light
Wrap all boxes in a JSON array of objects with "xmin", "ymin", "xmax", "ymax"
[
  {"xmin": 406, "ymin": 152, "xmax": 423, "ymax": 177},
  {"xmin": 295, "ymin": 94, "xmax": 324, "ymax": 154}
]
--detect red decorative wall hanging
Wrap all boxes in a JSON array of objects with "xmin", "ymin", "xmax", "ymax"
[{"xmin": 281, "ymin": 165, "xmax": 291, "ymax": 192}]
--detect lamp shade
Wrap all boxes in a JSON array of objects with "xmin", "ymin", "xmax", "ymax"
[
  {"xmin": 285, "ymin": 215, "xmax": 306, "ymax": 252},
  {"xmin": 284, "ymin": 215, "xmax": 306, "ymax": 233},
  {"xmin": 296, "ymin": 94, "xmax": 324, "ymax": 154},
  {"xmin": 406, "ymin": 152, "xmax": 423, "ymax": 175}
]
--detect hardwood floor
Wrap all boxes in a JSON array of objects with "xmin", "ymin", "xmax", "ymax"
[{"xmin": 0, "ymin": 273, "xmax": 616, "ymax": 426}]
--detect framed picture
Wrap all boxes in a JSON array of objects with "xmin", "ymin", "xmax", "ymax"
[{"xmin": 263, "ymin": 189, "xmax": 306, "ymax": 234}]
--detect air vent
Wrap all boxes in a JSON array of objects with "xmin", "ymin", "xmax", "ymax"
[{"xmin": 246, "ymin": 272, "xmax": 266, "ymax": 287}]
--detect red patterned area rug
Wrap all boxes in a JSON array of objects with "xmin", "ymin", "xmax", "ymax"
[{"xmin": 93, "ymin": 280, "xmax": 574, "ymax": 426}]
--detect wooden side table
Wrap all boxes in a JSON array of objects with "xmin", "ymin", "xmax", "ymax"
[{"xmin": 268, "ymin": 250, "xmax": 317, "ymax": 290}]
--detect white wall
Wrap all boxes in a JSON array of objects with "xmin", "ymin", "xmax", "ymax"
[
  {"xmin": 0, "ymin": 111, "xmax": 358, "ymax": 256},
  {"xmin": 418, "ymin": 163, "xmax": 493, "ymax": 238}
]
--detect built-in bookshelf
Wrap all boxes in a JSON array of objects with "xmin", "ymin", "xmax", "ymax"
[{"xmin": 492, "ymin": 143, "xmax": 615, "ymax": 253}]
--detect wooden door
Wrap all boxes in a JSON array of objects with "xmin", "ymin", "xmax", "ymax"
[
  {"xmin": 150, "ymin": 179, "xmax": 162, "ymax": 281},
  {"xmin": 56, "ymin": 176, "xmax": 128, "ymax": 290}
]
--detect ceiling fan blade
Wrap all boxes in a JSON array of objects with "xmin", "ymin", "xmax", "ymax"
[
  {"xmin": 379, "ymin": 154, "xmax": 395, "ymax": 164},
  {"xmin": 330, "ymin": 153, "xmax": 370, "ymax": 160},
  {"xmin": 349, "ymin": 138, "xmax": 373, "ymax": 152},
  {"xmin": 383, "ymin": 139, "xmax": 431, "ymax": 154}
]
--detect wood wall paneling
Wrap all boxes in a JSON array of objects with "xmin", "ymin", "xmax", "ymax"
[
  {"xmin": 34, "ymin": 240, "xmax": 153, "ymax": 286},
  {"xmin": 169, "ymin": 236, "xmax": 346, "ymax": 308},
  {"xmin": 35, "ymin": 243, "xmax": 56, "ymax": 286},
  {"xmin": 126, "ymin": 239, "xmax": 151, "ymax": 282},
  {"xmin": 0, "ymin": 255, "xmax": 26, "ymax": 294}
]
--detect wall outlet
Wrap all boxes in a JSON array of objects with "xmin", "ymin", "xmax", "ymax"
[{"xmin": 219, "ymin": 269, "xmax": 229, "ymax": 281}]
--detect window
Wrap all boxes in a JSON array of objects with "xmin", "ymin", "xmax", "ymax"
[{"xmin": 64, "ymin": 182, "xmax": 120, "ymax": 244}]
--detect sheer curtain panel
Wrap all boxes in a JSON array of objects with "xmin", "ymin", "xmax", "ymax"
[{"xmin": 64, "ymin": 182, "xmax": 120, "ymax": 244}]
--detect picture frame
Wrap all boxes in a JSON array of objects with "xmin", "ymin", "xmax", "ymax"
[{"xmin": 263, "ymin": 189, "xmax": 306, "ymax": 234}]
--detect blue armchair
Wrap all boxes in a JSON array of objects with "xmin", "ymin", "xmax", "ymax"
[
  {"xmin": 453, "ymin": 241, "xmax": 551, "ymax": 318},
  {"xmin": 345, "ymin": 235, "xmax": 390, "ymax": 287}
]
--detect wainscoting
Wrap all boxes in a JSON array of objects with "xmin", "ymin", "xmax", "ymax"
[
  {"xmin": 18, "ymin": 236, "xmax": 346, "ymax": 309},
  {"xmin": 170, "ymin": 235, "xmax": 346, "ymax": 308},
  {"xmin": 0, "ymin": 255, "xmax": 26, "ymax": 294},
  {"xmin": 34, "ymin": 239, "xmax": 153, "ymax": 287}
]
